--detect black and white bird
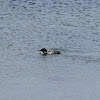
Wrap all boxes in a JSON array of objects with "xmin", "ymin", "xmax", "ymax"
[{"xmin": 39, "ymin": 48, "xmax": 60, "ymax": 55}]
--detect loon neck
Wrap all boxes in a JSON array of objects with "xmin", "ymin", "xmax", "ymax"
[{"xmin": 42, "ymin": 52, "xmax": 47, "ymax": 55}]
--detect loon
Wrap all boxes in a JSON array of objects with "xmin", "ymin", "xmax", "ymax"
[{"xmin": 39, "ymin": 48, "xmax": 60, "ymax": 55}]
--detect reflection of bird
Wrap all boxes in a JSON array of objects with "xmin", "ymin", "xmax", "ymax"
[{"xmin": 39, "ymin": 48, "xmax": 60, "ymax": 55}]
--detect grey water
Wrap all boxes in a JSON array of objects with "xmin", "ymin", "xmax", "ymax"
[{"xmin": 0, "ymin": 0, "xmax": 100, "ymax": 100}]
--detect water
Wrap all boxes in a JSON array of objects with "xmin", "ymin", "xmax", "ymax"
[{"xmin": 0, "ymin": 0, "xmax": 100, "ymax": 100}]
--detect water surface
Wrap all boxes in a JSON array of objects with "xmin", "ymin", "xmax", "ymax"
[{"xmin": 0, "ymin": 0, "xmax": 100, "ymax": 100}]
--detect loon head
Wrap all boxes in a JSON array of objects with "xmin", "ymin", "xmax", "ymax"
[{"xmin": 39, "ymin": 48, "xmax": 47, "ymax": 54}]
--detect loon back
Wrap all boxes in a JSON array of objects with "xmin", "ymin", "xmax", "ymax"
[{"xmin": 47, "ymin": 50, "xmax": 60, "ymax": 54}]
